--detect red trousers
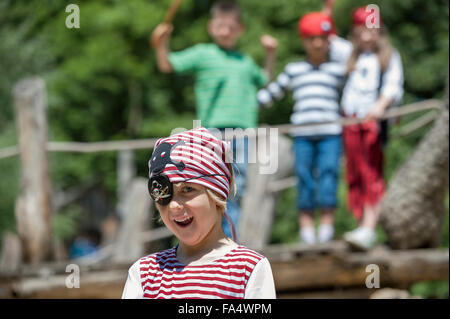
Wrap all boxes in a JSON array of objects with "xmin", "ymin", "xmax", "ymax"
[{"xmin": 343, "ymin": 120, "xmax": 385, "ymax": 220}]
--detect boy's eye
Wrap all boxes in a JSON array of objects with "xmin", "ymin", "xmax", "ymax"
[{"xmin": 182, "ymin": 186, "xmax": 195, "ymax": 193}]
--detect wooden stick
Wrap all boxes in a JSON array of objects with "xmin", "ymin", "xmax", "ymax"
[
  {"xmin": 393, "ymin": 110, "xmax": 438, "ymax": 137},
  {"xmin": 163, "ymin": 0, "xmax": 184, "ymax": 24}
]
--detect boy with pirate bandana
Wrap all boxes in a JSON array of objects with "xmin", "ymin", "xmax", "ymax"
[{"xmin": 122, "ymin": 127, "xmax": 276, "ymax": 299}]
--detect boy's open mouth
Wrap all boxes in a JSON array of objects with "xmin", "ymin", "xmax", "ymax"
[{"xmin": 174, "ymin": 216, "xmax": 194, "ymax": 227}]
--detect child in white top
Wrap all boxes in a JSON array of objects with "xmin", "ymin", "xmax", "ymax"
[
  {"xmin": 122, "ymin": 127, "xmax": 276, "ymax": 299},
  {"xmin": 324, "ymin": 1, "xmax": 404, "ymax": 250}
]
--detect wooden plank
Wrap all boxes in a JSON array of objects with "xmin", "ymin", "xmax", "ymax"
[{"xmin": 13, "ymin": 77, "xmax": 53, "ymax": 264}]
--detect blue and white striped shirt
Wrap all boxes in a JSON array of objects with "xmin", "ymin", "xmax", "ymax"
[{"xmin": 258, "ymin": 60, "xmax": 346, "ymax": 136}]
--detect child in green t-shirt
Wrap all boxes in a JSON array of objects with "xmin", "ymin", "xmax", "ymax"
[
  {"xmin": 152, "ymin": 0, "xmax": 277, "ymax": 129},
  {"xmin": 151, "ymin": 0, "xmax": 278, "ymax": 238}
]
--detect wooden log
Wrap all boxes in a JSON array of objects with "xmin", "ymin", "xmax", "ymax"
[
  {"xmin": 1, "ymin": 243, "xmax": 447, "ymax": 298},
  {"xmin": 8, "ymin": 269, "xmax": 127, "ymax": 299},
  {"xmin": 261, "ymin": 242, "xmax": 449, "ymax": 292},
  {"xmin": 13, "ymin": 77, "xmax": 53, "ymax": 264}
]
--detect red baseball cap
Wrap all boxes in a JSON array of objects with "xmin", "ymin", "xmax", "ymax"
[
  {"xmin": 352, "ymin": 6, "xmax": 383, "ymax": 27},
  {"xmin": 298, "ymin": 12, "xmax": 337, "ymax": 38}
]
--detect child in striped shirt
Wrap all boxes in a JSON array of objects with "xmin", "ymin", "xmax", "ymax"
[
  {"xmin": 258, "ymin": 12, "xmax": 346, "ymax": 245},
  {"xmin": 122, "ymin": 127, "xmax": 276, "ymax": 299}
]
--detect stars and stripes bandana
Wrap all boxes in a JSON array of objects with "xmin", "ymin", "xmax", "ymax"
[{"xmin": 148, "ymin": 127, "xmax": 232, "ymax": 205}]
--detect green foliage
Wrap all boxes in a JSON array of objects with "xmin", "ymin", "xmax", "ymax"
[
  {"xmin": 410, "ymin": 280, "xmax": 449, "ymax": 299},
  {"xmin": 52, "ymin": 205, "xmax": 83, "ymax": 241},
  {"xmin": 0, "ymin": 124, "xmax": 19, "ymax": 233}
]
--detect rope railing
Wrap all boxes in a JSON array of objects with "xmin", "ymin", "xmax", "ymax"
[{"xmin": 0, "ymin": 99, "xmax": 443, "ymax": 160}]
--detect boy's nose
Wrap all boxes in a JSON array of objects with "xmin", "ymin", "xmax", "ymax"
[
  {"xmin": 312, "ymin": 37, "xmax": 324, "ymax": 48},
  {"xmin": 361, "ymin": 31, "xmax": 374, "ymax": 42},
  {"xmin": 168, "ymin": 196, "xmax": 184, "ymax": 212},
  {"xmin": 219, "ymin": 26, "xmax": 231, "ymax": 36}
]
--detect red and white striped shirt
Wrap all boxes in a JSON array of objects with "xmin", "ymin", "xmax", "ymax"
[{"xmin": 122, "ymin": 245, "xmax": 276, "ymax": 299}]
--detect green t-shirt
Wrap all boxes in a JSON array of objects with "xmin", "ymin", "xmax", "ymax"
[{"xmin": 168, "ymin": 43, "xmax": 268, "ymax": 129}]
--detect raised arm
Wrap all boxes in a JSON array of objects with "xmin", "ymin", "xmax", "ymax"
[
  {"xmin": 322, "ymin": 0, "xmax": 337, "ymax": 17},
  {"xmin": 260, "ymin": 34, "xmax": 278, "ymax": 82},
  {"xmin": 257, "ymin": 66, "xmax": 291, "ymax": 108},
  {"xmin": 151, "ymin": 23, "xmax": 175, "ymax": 73}
]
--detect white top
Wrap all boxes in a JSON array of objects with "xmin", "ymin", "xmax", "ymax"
[
  {"xmin": 330, "ymin": 36, "xmax": 404, "ymax": 118},
  {"xmin": 122, "ymin": 241, "xmax": 276, "ymax": 299}
]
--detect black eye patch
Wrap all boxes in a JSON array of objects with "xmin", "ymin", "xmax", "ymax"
[{"xmin": 148, "ymin": 175, "xmax": 173, "ymax": 206}]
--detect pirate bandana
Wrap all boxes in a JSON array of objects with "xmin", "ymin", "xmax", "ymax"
[
  {"xmin": 148, "ymin": 127, "xmax": 232, "ymax": 205},
  {"xmin": 352, "ymin": 6, "xmax": 383, "ymax": 27},
  {"xmin": 298, "ymin": 12, "xmax": 337, "ymax": 38}
]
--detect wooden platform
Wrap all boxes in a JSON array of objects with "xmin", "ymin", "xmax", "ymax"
[
  {"xmin": 0, "ymin": 241, "xmax": 448, "ymax": 299},
  {"xmin": 262, "ymin": 241, "xmax": 449, "ymax": 297}
]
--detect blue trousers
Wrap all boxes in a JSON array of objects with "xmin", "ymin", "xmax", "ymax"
[{"xmin": 293, "ymin": 135, "xmax": 342, "ymax": 211}]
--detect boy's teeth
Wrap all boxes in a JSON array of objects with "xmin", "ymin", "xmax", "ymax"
[{"xmin": 175, "ymin": 216, "xmax": 193, "ymax": 223}]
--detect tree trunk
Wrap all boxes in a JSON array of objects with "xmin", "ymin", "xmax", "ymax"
[
  {"xmin": 13, "ymin": 77, "xmax": 53, "ymax": 264},
  {"xmin": 380, "ymin": 81, "xmax": 449, "ymax": 249}
]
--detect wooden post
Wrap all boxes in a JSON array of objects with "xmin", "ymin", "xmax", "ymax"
[
  {"xmin": 112, "ymin": 177, "xmax": 152, "ymax": 263},
  {"xmin": 116, "ymin": 150, "xmax": 136, "ymax": 219},
  {"xmin": 13, "ymin": 77, "xmax": 52, "ymax": 264},
  {"xmin": 239, "ymin": 131, "xmax": 294, "ymax": 249},
  {"xmin": 0, "ymin": 231, "xmax": 22, "ymax": 273}
]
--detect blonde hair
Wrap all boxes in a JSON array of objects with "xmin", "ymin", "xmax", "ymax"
[
  {"xmin": 346, "ymin": 26, "xmax": 393, "ymax": 75},
  {"xmin": 205, "ymin": 163, "xmax": 236, "ymax": 215}
]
